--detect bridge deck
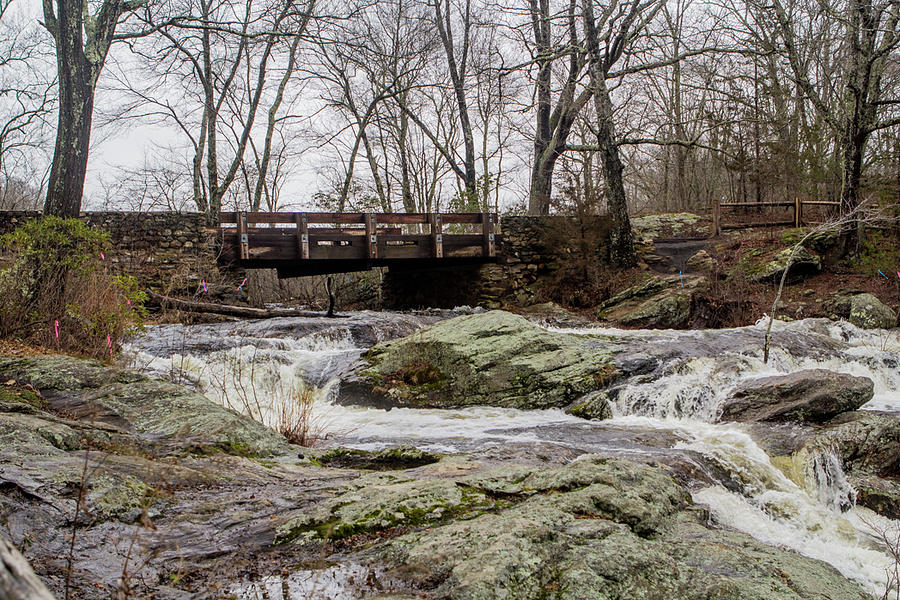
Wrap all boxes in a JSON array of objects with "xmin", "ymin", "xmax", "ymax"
[{"xmin": 219, "ymin": 212, "xmax": 499, "ymax": 277}]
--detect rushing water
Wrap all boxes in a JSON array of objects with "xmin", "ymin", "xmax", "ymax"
[{"xmin": 125, "ymin": 311, "xmax": 900, "ymax": 597}]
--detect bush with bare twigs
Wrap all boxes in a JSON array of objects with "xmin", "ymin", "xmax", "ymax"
[{"xmin": 0, "ymin": 216, "xmax": 146, "ymax": 359}]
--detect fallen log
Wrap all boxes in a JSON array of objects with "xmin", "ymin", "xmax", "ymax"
[
  {"xmin": 145, "ymin": 290, "xmax": 338, "ymax": 319},
  {"xmin": 0, "ymin": 534, "xmax": 56, "ymax": 600}
]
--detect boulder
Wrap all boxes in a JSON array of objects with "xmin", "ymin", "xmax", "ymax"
[
  {"xmin": 0, "ymin": 355, "xmax": 289, "ymax": 456},
  {"xmin": 719, "ymin": 369, "xmax": 873, "ymax": 423},
  {"xmin": 849, "ymin": 293, "xmax": 897, "ymax": 329},
  {"xmin": 748, "ymin": 246, "xmax": 822, "ymax": 283},
  {"xmin": 798, "ymin": 412, "xmax": 900, "ymax": 518},
  {"xmin": 338, "ymin": 310, "xmax": 617, "ymax": 410},
  {"xmin": 566, "ymin": 391, "xmax": 613, "ymax": 420},
  {"xmin": 804, "ymin": 411, "xmax": 900, "ymax": 479},
  {"xmin": 685, "ymin": 249, "xmax": 716, "ymax": 272},
  {"xmin": 596, "ymin": 274, "xmax": 707, "ymax": 329},
  {"xmin": 363, "ymin": 457, "xmax": 871, "ymax": 600}
]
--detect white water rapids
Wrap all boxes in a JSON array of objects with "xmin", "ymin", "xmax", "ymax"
[{"xmin": 125, "ymin": 312, "xmax": 900, "ymax": 597}]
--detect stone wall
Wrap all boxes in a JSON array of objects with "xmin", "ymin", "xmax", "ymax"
[
  {"xmin": 0, "ymin": 211, "xmax": 221, "ymax": 292},
  {"xmin": 2, "ymin": 211, "xmax": 611, "ymax": 308},
  {"xmin": 383, "ymin": 215, "xmax": 612, "ymax": 309}
]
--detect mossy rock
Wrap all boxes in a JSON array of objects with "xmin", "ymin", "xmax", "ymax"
[
  {"xmin": 747, "ymin": 246, "xmax": 822, "ymax": 283},
  {"xmin": 317, "ymin": 446, "xmax": 440, "ymax": 470},
  {"xmin": 848, "ymin": 293, "xmax": 897, "ymax": 329},
  {"xmin": 0, "ymin": 355, "xmax": 289, "ymax": 457},
  {"xmin": 566, "ymin": 391, "xmax": 612, "ymax": 420},
  {"xmin": 371, "ymin": 457, "xmax": 870, "ymax": 600},
  {"xmin": 596, "ymin": 274, "xmax": 706, "ymax": 329},
  {"xmin": 276, "ymin": 477, "xmax": 493, "ymax": 543},
  {"xmin": 339, "ymin": 311, "xmax": 617, "ymax": 410}
]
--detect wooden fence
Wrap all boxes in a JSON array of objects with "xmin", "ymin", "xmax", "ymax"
[{"xmin": 710, "ymin": 198, "xmax": 842, "ymax": 236}]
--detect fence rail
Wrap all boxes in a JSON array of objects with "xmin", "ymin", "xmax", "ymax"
[
  {"xmin": 710, "ymin": 198, "xmax": 841, "ymax": 235},
  {"xmin": 218, "ymin": 211, "xmax": 498, "ymax": 263}
]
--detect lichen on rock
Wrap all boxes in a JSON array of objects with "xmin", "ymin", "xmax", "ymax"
[{"xmin": 339, "ymin": 311, "xmax": 617, "ymax": 410}]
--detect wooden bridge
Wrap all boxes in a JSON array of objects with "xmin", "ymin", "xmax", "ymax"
[{"xmin": 219, "ymin": 211, "xmax": 499, "ymax": 278}]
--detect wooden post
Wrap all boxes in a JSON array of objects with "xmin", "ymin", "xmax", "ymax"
[
  {"xmin": 365, "ymin": 213, "xmax": 377, "ymax": 259},
  {"xmin": 711, "ymin": 198, "xmax": 721, "ymax": 237},
  {"xmin": 794, "ymin": 197, "xmax": 802, "ymax": 228},
  {"xmin": 429, "ymin": 213, "xmax": 443, "ymax": 258},
  {"xmin": 238, "ymin": 211, "xmax": 249, "ymax": 259},
  {"xmin": 482, "ymin": 212, "xmax": 495, "ymax": 257},
  {"xmin": 295, "ymin": 213, "xmax": 309, "ymax": 259}
]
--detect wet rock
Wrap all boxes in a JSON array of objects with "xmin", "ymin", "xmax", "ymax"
[
  {"xmin": 0, "ymin": 355, "xmax": 289, "ymax": 457},
  {"xmin": 566, "ymin": 391, "xmax": 612, "ymax": 420},
  {"xmin": 805, "ymin": 411, "xmax": 900, "ymax": 479},
  {"xmin": 370, "ymin": 457, "xmax": 870, "ymax": 600},
  {"xmin": 800, "ymin": 412, "xmax": 900, "ymax": 518},
  {"xmin": 596, "ymin": 274, "xmax": 707, "ymax": 329},
  {"xmin": 748, "ymin": 246, "xmax": 822, "ymax": 283},
  {"xmin": 316, "ymin": 446, "xmax": 440, "ymax": 470},
  {"xmin": 720, "ymin": 369, "xmax": 873, "ymax": 423},
  {"xmin": 853, "ymin": 476, "xmax": 900, "ymax": 519},
  {"xmin": 338, "ymin": 311, "xmax": 617, "ymax": 410},
  {"xmin": 849, "ymin": 293, "xmax": 897, "ymax": 329}
]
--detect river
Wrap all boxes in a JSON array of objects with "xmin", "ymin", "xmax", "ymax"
[{"xmin": 125, "ymin": 310, "xmax": 900, "ymax": 597}]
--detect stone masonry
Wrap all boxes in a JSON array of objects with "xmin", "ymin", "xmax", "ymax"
[{"xmin": 1, "ymin": 211, "xmax": 610, "ymax": 308}]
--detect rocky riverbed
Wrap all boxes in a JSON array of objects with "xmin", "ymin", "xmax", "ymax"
[{"xmin": 2, "ymin": 308, "xmax": 900, "ymax": 599}]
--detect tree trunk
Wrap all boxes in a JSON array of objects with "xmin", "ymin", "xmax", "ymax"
[
  {"xmin": 839, "ymin": 124, "xmax": 865, "ymax": 255},
  {"xmin": 0, "ymin": 534, "xmax": 56, "ymax": 600},
  {"xmin": 593, "ymin": 79, "xmax": 636, "ymax": 267},
  {"xmin": 43, "ymin": 10, "xmax": 96, "ymax": 218},
  {"xmin": 529, "ymin": 148, "xmax": 558, "ymax": 215}
]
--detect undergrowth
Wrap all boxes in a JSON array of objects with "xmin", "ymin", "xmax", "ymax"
[{"xmin": 0, "ymin": 216, "xmax": 146, "ymax": 359}]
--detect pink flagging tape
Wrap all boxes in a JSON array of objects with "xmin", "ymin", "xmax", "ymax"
[
  {"xmin": 100, "ymin": 252, "xmax": 105, "ymax": 261},
  {"xmin": 238, "ymin": 277, "xmax": 247, "ymax": 291},
  {"xmin": 54, "ymin": 320, "xmax": 59, "ymax": 339},
  {"xmin": 107, "ymin": 334, "xmax": 113, "ymax": 356},
  {"xmin": 201, "ymin": 279, "xmax": 208, "ymax": 292}
]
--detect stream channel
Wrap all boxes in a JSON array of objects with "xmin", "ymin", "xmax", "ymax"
[{"xmin": 125, "ymin": 309, "xmax": 900, "ymax": 598}]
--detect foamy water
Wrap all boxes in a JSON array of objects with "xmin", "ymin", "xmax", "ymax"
[{"xmin": 126, "ymin": 313, "xmax": 900, "ymax": 596}]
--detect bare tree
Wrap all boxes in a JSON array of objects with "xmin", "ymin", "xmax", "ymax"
[
  {"xmin": 766, "ymin": 0, "xmax": 900, "ymax": 254},
  {"xmin": 524, "ymin": 0, "xmax": 592, "ymax": 216},
  {"xmin": 110, "ymin": 0, "xmax": 315, "ymax": 222},
  {"xmin": 40, "ymin": 0, "xmax": 152, "ymax": 216},
  {"xmin": 0, "ymin": 0, "xmax": 55, "ymax": 206}
]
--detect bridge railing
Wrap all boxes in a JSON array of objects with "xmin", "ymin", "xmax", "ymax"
[{"xmin": 218, "ymin": 212, "xmax": 497, "ymax": 262}]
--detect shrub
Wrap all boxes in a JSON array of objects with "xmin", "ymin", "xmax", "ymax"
[{"xmin": 0, "ymin": 216, "xmax": 146, "ymax": 359}]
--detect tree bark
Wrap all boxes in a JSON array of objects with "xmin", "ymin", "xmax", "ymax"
[
  {"xmin": 44, "ymin": 56, "xmax": 93, "ymax": 217},
  {"xmin": 583, "ymin": 0, "xmax": 637, "ymax": 268},
  {"xmin": 42, "ymin": 0, "xmax": 112, "ymax": 217},
  {"xmin": 145, "ymin": 290, "xmax": 329, "ymax": 319},
  {"xmin": 592, "ymin": 78, "xmax": 636, "ymax": 267}
]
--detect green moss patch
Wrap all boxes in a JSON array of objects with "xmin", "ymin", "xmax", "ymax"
[{"xmin": 318, "ymin": 446, "xmax": 440, "ymax": 471}]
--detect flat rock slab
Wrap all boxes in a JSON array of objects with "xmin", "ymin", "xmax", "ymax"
[{"xmin": 720, "ymin": 369, "xmax": 873, "ymax": 423}]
